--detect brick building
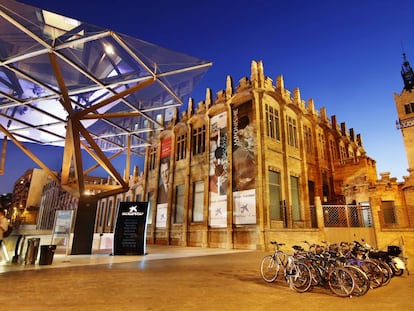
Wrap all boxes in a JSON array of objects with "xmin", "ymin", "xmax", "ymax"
[
  {"xmin": 141, "ymin": 60, "xmax": 378, "ymax": 249},
  {"xmin": 92, "ymin": 59, "xmax": 414, "ymax": 255},
  {"xmin": 11, "ymin": 168, "xmax": 50, "ymax": 225}
]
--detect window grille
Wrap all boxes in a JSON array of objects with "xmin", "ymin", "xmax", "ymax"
[{"xmin": 323, "ymin": 205, "xmax": 372, "ymax": 228}]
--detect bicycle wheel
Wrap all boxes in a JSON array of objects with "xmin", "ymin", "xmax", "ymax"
[
  {"xmin": 328, "ymin": 267, "xmax": 355, "ymax": 297},
  {"xmin": 345, "ymin": 265, "xmax": 370, "ymax": 297},
  {"xmin": 393, "ymin": 267, "xmax": 404, "ymax": 276},
  {"xmin": 308, "ymin": 262, "xmax": 322, "ymax": 286},
  {"xmin": 260, "ymin": 255, "xmax": 281, "ymax": 282},
  {"xmin": 362, "ymin": 260, "xmax": 384, "ymax": 288},
  {"xmin": 375, "ymin": 260, "xmax": 392, "ymax": 286},
  {"xmin": 287, "ymin": 262, "xmax": 312, "ymax": 293}
]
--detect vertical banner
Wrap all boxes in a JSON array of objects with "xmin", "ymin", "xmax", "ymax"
[
  {"xmin": 232, "ymin": 101, "xmax": 257, "ymax": 224},
  {"xmin": 209, "ymin": 112, "xmax": 228, "ymax": 227},
  {"xmin": 113, "ymin": 201, "xmax": 148, "ymax": 255},
  {"xmin": 156, "ymin": 137, "xmax": 171, "ymax": 228}
]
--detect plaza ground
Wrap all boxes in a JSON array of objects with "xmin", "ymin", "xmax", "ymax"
[{"xmin": 0, "ymin": 245, "xmax": 413, "ymax": 311}]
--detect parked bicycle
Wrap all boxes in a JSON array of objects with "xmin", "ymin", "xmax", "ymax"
[
  {"xmin": 299, "ymin": 240, "xmax": 357, "ymax": 297},
  {"xmin": 260, "ymin": 241, "xmax": 312, "ymax": 293},
  {"xmin": 339, "ymin": 241, "xmax": 385, "ymax": 289}
]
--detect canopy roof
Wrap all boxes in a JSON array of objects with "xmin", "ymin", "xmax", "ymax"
[{"xmin": 0, "ymin": 0, "xmax": 212, "ymax": 156}]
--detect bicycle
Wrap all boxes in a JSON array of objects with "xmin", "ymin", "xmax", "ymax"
[
  {"xmin": 341, "ymin": 241, "xmax": 385, "ymax": 289},
  {"xmin": 300, "ymin": 240, "xmax": 356, "ymax": 297},
  {"xmin": 260, "ymin": 241, "xmax": 312, "ymax": 293}
]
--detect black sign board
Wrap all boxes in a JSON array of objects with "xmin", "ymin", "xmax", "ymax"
[{"xmin": 113, "ymin": 201, "xmax": 148, "ymax": 255}]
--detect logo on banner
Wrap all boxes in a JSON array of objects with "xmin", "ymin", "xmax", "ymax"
[{"xmin": 122, "ymin": 205, "xmax": 144, "ymax": 216}]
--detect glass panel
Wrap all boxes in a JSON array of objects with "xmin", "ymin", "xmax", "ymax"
[
  {"xmin": 106, "ymin": 200, "xmax": 113, "ymax": 228},
  {"xmin": 269, "ymin": 171, "xmax": 281, "ymax": 221},
  {"xmin": 174, "ymin": 185, "xmax": 185, "ymax": 224},
  {"xmin": 0, "ymin": 0, "xmax": 211, "ymax": 156},
  {"xmin": 290, "ymin": 176, "xmax": 301, "ymax": 221},
  {"xmin": 98, "ymin": 200, "xmax": 106, "ymax": 227},
  {"xmin": 192, "ymin": 181, "xmax": 204, "ymax": 222}
]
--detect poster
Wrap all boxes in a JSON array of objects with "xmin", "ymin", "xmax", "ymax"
[
  {"xmin": 233, "ymin": 189, "xmax": 256, "ymax": 224},
  {"xmin": 157, "ymin": 137, "xmax": 171, "ymax": 228},
  {"xmin": 155, "ymin": 203, "xmax": 167, "ymax": 228},
  {"xmin": 232, "ymin": 101, "xmax": 257, "ymax": 224},
  {"xmin": 209, "ymin": 112, "xmax": 228, "ymax": 227}
]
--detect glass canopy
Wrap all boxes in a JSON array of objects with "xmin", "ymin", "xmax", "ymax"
[{"xmin": 0, "ymin": 0, "xmax": 212, "ymax": 156}]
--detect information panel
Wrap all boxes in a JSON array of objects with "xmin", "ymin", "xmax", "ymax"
[
  {"xmin": 113, "ymin": 201, "xmax": 148, "ymax": 255},
  {"xmin": 51, "ymin": 210, "xmax": 75, "ymax": 256}
]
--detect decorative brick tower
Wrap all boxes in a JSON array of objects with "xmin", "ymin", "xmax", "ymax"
[
  {"xmin": 394, "ymin": 53, "xmax": 414, "ymax": 224},
  {"xmin": 395, "ymin": 53, "xmax": 414, "ymax": 179}
]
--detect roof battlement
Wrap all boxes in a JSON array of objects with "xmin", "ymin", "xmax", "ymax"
[{"xmin": 183, "ymin": 60, "xmax": 362, "ymax": 146}]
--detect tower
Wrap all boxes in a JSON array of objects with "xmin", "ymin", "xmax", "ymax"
[{"xmin": 395, "ymin": 53, "xmax": 414, "ymax": 177}]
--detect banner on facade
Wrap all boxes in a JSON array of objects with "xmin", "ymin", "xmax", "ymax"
[
  {"xmin": 156, "ymin": 136, "xmax": 171, "ymax": 228},
  {"xmin": 209, "ymin": 111, "xmax": 228, "ymax": 228},
  {"xmin": 232, "ymin": 100, "xmax": 257, "ymax": 224},
  {"xmin": 113, "ymin": 201, "xmax": 148, "ymax": 255},
  {"xmin": 155, "ymin": 203, "xmax": 167, "ymax": 228},
  {"xmin": 233, "ymin": 189, "xmax": 256, "ymax": 224}
]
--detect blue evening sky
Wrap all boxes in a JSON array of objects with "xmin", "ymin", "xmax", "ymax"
[{"xmin": 1, "ymin": 0, "xmax": 412, "ymax": 193}]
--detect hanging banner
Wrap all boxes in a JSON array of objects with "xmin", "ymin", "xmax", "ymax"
[
  {"xmin": 156, "ymin": 137, "xmax": 171, "ymax": 228},
  {"xmin": 233, "ymin": 189, "xmax": 256, "ymax": 224},
  {"xmin": 155, "ymin": 203, "xmax": 167, "ymax": 228},
  {"xmin": 232, "ymin": 100, "xmax": 257, "ymax": 224},
  {"xmin": 209, "ymin": 111, "xmax": 228, "ymax": 228},
  {"xmin": 113, "ymin": 201, "xmax": 148, "ymax": 255}
]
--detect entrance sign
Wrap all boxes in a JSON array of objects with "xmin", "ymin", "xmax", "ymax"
[{"xmin": 113, "ymin": 202, "xmax": 149, "ymax": 255}]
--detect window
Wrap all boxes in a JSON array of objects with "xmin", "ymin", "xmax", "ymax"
[
  {"xmin": 318, "ymin": 133, "xmax": 327, "ymax": 160},
  {"xmin": 404, "ymin": 103, "xmax": 414, "ymax": 114},
  {"xmin": 287, "ymin": 116, "xmax": 298, "ymax": 148},
  {"xmin": 303, "ymin": 125, "xmax": 313, "ymax": 154},
  {"xmin": 360, "ymin": 202, "xmax": 373, "ymax": 227},
  {"xmin": 98, "ymin": 201, "xmax": 106, "ymax": 227},
  {"xmin": 308, "ymin": 180, "xmax": 315, "ymax": 206},
  {"xmin": 339, "ymin": 145, "xmax": 346, "ymax": 163},
  {"xmin": 329, "ymin": 139, "xmax": 337, "ymax": 161},
  {"xmin": 156, "ymin": 113, "xmax": 163, "ymax": 133},
  {"xmin": 192, "ymin": 125, "xmax": 206, "ymax": 155},
  {"xmin": 135, "ymin": 194, "xmax": 141, "ymax": 202},
  {"xmin": 382, "ymin": 201, "xmax": 396, "ymax": 224},
  {"xmin": 176, "ymin": 133, "xmax": 187, "ymax": 161},
  {"xmin": 269, "ymin": 171, "xmax": 282, "ymax": 221},
  {"xmin": 149, "ymin": 146, "xmax": 157, "ymax": 170},
  {"xmin": 265, "ymin": 104, "xmax": 280, "ymax": 141},
  {"xmin": 174, "ymin": 185, "xmax": 185, "ymax": 224},
  {"xmin": 147, "ymin": 192, "xmax": 153, "ymax": 224},
  {"xmin": 106, "ymin": 200, "xmax": 113, "ymax": 228},
  {"xmin": 322, "ymin": 171, "xmax": 329, "ymax": 203},
  {"xmin": 192, "ymin": 181, "xmax": 204, "ymax": 222},
  {"xmin": 290, "ymin": 176, "xmax": 301, "ymax": 221}
]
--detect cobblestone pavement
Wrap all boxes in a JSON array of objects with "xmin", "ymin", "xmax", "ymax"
[{"xmin": 0, "ymin": 245, "xmax": 413, "ymax": 311}]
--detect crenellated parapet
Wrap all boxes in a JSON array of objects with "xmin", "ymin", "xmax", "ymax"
[{"xmin": 179, "ymin": 60, "xmax": 366, "ymax": 155}]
